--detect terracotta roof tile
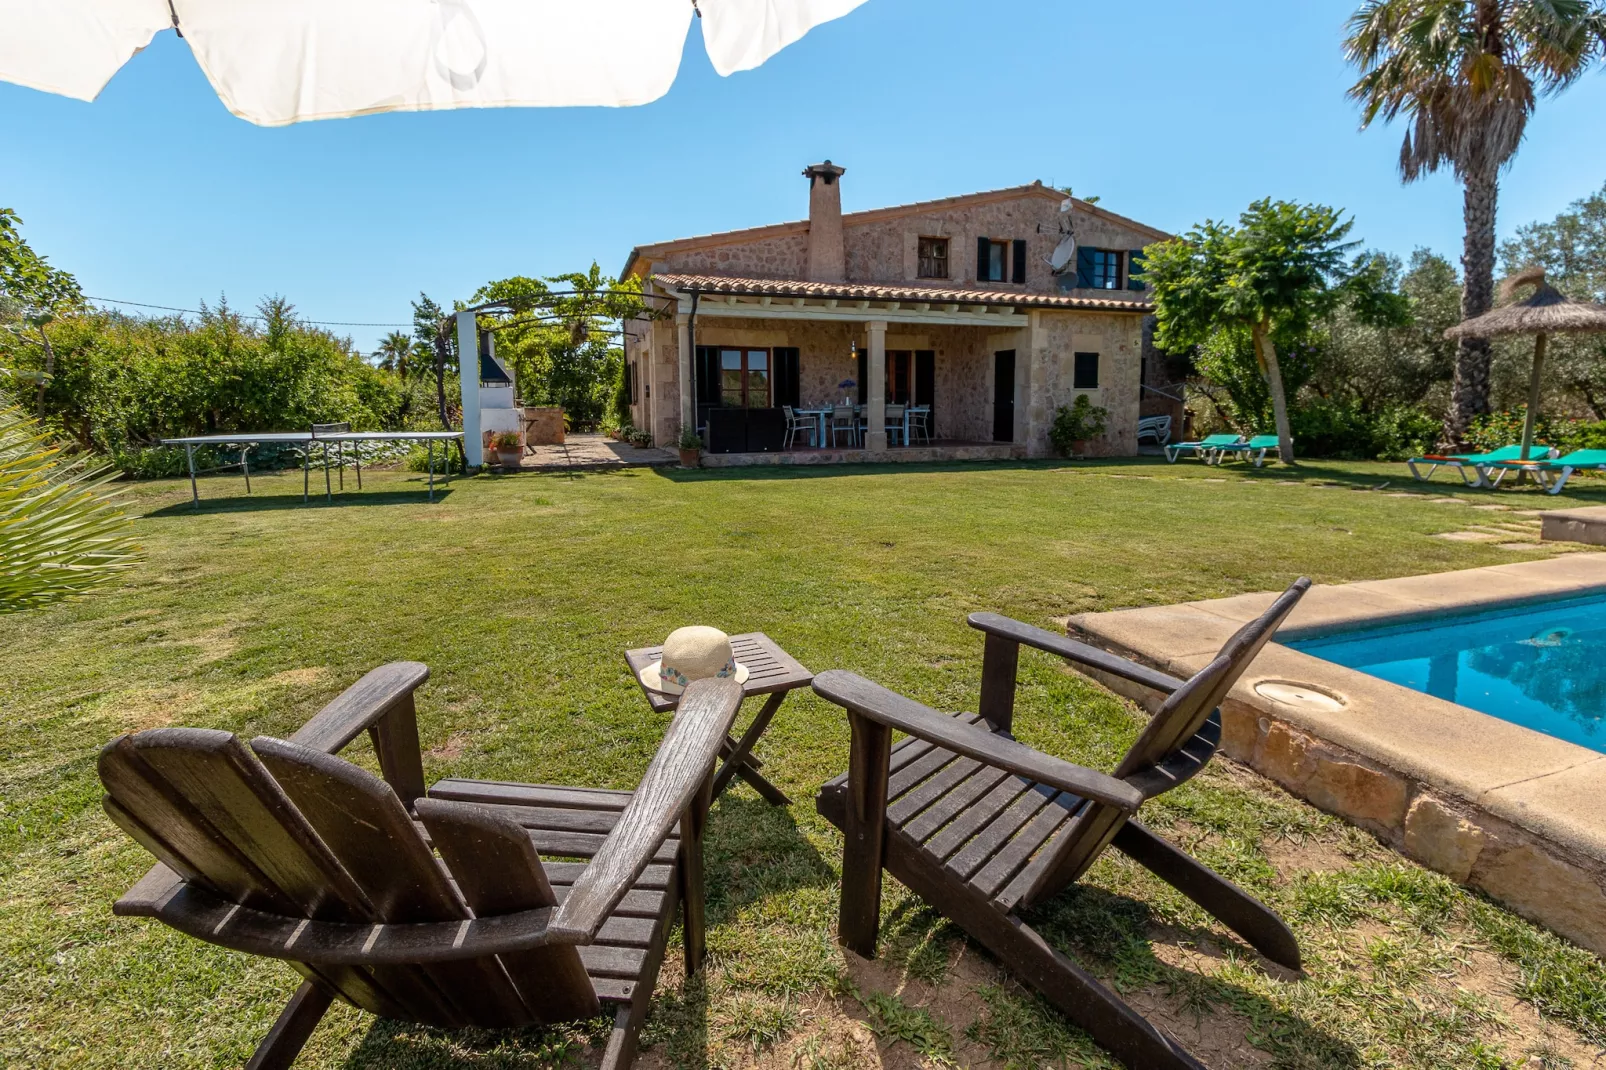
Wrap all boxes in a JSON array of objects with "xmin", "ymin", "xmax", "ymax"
[{"xmin": 650, "ymin": 273, "xmax": 1154, "ymax": 314}]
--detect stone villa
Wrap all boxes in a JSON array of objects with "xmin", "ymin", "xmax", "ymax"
[{"xmin": 620, "ymin": 162, "xmax": 1179, "ymax": 463}]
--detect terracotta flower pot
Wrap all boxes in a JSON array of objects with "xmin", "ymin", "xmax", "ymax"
[
  {"xmin": 679, "ymin": 447, "xmax": 700, "ymax": 468},
  {"xmin": 494, "ymin": 447, "xmax": 523, "ymax": 468}
]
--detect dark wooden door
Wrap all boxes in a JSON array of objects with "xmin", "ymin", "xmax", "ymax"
[{"xmin": 992, "ymin": 350, "xmax": 1015, "ymax": 443}]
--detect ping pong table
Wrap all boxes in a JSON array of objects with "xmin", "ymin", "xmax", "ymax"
[{"xmin": 159, "ymin": 430, "xmax": 464, "ymax": 507}]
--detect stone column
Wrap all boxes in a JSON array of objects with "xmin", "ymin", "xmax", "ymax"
[
  {"xmin": 676, "ymin": 314, "xmax": 694, "ymax": 439},
  {"xmin": 865, "ymin": 320, "xmax": 888, "ymax": 451}
]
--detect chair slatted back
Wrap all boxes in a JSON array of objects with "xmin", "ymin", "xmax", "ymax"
[
  {"xmin": 100, "ymin": 728, "xmax": 598, "ymax": 1030},
  {"xmin": 1014, "ymin": 578, "xmax": 1310, "ymax": 908}
]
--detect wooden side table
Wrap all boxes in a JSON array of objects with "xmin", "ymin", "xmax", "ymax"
[{"xmin": 625, "ymin": 632, "xmax": 812, "ymax": 805}]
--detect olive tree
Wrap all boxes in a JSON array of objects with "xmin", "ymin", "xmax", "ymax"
[{"xmin": 1145, "ymin": 199, "xmax": 1404, "ymax": 463}]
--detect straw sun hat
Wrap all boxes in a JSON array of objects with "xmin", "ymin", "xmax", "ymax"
[{"xmin": 638, "ymin": 625, "xmax": 750, "ymax": 696}]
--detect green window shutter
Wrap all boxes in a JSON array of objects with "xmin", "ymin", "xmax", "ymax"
[
  {"xmin": 1011, "ymin": 239, "xmax": 1027, "ymax": 284},
  {"xmin": 1128, "ymin": 249, "xmax": 1147, "ymax": 291},
  {"xmin": 1075, "ymin": 247, "xmax": 1096, "ymax": 289},
  {"xmin": 977, "ymin": 236, "xmax": 993, "ymax": 281}
]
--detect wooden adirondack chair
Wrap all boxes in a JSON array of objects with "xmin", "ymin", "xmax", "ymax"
[
  {"xmin": 815, "ymin": 579, "xmax": 1311, "ymax": 1070},
  {"xmin": 98, "ymin": 661, "xmax": 744, "ymax": 1070}
]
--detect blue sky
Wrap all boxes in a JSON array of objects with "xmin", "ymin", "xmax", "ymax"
[{"xmin": 3, "ymin": 0, "xmax": 1604, "ymax": 351}]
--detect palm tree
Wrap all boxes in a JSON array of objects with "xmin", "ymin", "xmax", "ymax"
[
  {"xmin": 1345, "ymin": 0, "xmax": 1606, "ymax": 446},
  {"xmin": 376, "ymin": 330, "xmax": 414, "ymax": 380}
]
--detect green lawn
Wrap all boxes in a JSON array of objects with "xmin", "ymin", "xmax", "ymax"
[{"xmin": 6, "ymin": 457, "xmax": 1606, "ymax": 1069}]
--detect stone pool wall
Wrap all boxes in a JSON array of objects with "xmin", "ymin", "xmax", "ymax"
[{"xmin": 1066, "ymin": 556, "xmax": 1606, "ymax": 957}]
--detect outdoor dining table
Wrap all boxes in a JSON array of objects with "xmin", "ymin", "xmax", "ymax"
[{"xmin": 624, "ymin": 632, "xmax": 812, "ymax": 805}]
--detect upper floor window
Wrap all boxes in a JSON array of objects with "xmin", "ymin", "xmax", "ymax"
[
  {"xmin": 917, "ymin": 237, "xmax": 949, "ymax": 279},
  {"xmin": 1079, "ymin": 248, "xmax": 1123, "ymax": 290},
  {"xmin": 977, "ymin": 237, "xmax": 1027, "ymax": 284}
]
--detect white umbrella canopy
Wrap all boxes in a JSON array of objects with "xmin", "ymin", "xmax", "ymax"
[{"xmin": 0, "ymin": 0, "xmax": 867, "ymax": 126}]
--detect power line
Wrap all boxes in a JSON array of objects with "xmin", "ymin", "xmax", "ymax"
[{"xmin": 84, "ymin": 295, "xmax": 413, "ymax": 328}]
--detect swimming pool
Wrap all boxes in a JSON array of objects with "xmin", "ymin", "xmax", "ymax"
[{"xmin": 1288, "ymin": 592, "xmax": 1606, "ymax": 753}]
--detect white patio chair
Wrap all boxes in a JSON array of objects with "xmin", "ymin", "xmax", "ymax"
[
  {"xmin": 783, "ymin": 405, "xmax": 817, "ymax": 449},
  {"xmin": 830, "ymin": 404, "xmax": 858, "ymax": 447},
  {"xmin": 907, "ymin": 405, "xmax": 931, "ymax": 445},
  {"xmin": 885, "ymin": 404, "xmax": 906, "ymax": 447}
]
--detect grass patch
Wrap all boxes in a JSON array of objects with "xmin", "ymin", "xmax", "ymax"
[{"xmin": 2, "ymin": 458, "xmax": 1604, "ymax": 1067}]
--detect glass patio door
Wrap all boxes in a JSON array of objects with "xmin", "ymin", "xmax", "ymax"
[{"xmin": 720, "ymin": 348, "xmax": 771, "ymax": 408}]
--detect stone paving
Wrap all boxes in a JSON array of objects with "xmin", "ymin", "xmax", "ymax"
[{"xmin": 518, "ymin": 433, "xmax": 676, "ymax": 471}]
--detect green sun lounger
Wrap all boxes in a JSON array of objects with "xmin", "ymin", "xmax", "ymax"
[
  {"xmin": 1213, "ymin": 434, "xmax": 1282, "ymax": 467},
  {"xmin": 1165, "ymin": 433, "xmax": 1242, "ymax": 463},
  {"xmin": 1480, "ymin": 448, "xmax": 1606, "ymax": 494},
  {"xmin": 1406, "ymin": 444, "xmax": 1553, "ymax": 487}
]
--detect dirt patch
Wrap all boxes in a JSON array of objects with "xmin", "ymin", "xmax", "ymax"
[
  {"xmin": 266, "ymin": 666, "xmax": 330, "ymax": 688},
  {"xmin": 113, "ymin": 685, "xmax": 203, "ymax": 732},
  {"xmin": 1453, "ymin": 947, "xmax": 1604, "ymax": 1065},
  {"xmin": 1262, "ymin": 834, "xmax": 1362, "ymax": 879},
  {"xmin": 427, "ymin": 733, "xmax": 472, "ymax": 761}
]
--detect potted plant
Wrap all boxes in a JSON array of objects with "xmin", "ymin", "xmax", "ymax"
[
  {"xmin": 1050, "ymin": 394, "xmax": 1109, "ymax": 458},
  {"xmin": 490, "ymin": 430, "xmax": 523, "ymax": 468},
  {"xmin": 629, "ymin": 428, "xmax": 653, "ymax": 449},
  {"xmin": 676, "ymin": 426, "xmax": 702, "ymax": 468}
]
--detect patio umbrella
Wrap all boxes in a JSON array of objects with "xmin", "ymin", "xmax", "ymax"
[
  {"xmin": 1445, "ymin": 266, "xmax": 1606, "ymax": 460},
  {"xmin": 0, "ymin": 0, "xmax": 867, "ymax": 126}
]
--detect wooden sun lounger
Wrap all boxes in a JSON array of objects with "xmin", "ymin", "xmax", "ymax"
[{"xmin": 815, "ymin": 580, "xmax": 1310, "ymax": 1069}]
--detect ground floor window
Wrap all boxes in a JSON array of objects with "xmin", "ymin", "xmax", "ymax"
[
  {"xmin": 719, "ymin": 348, "xmax": 770, "ymax": 408},
  {"xmin": 1073, "ymin": 352, "xmax": 1100, "ymax": 389}
]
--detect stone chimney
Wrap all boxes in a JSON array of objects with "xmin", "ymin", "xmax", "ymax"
[{"xmin": 803, "ymin": 160, "xmax": 846, "ymax": 282}]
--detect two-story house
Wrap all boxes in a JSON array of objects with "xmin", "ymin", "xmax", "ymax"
[{"xmin": 620, "ymin": 161, "xmax": 1173, "ymax": 462}]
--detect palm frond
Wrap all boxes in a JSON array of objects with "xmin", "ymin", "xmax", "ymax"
[{"xmin": 0, "ymin": 405, "xmax": 140, "ymax": 612}]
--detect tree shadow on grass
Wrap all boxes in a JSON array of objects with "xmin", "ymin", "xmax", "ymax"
[
  {"xmin": 140, "ymin": 485, "xmax": 457, "ymax": 517},
  {"xmin": 650, "ymin": 457, "xmax": 1086, "ymax": 486}
]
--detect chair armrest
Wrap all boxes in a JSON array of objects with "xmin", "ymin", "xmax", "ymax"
[
  {"xmin": 550, "ymin": 677, "xmax": 744, "ymax": 941},
  {"xmin": 968, "ymin": 612, "xmax": 1184, "ymax": 695},
  {"xmin": 290, "ymin": 661, "xmax": 430, "ymax": 802},
  {"xmin": 290, "ymin": 662, "xmax": 430, "ymax": 754},
  {"xmin": 813, "ymin": 670, "xmax": 1142, "ymax": 812}
]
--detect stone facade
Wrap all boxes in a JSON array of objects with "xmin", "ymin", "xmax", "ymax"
[{"xmin": 621, "ymin": 177, "xmax": 1167, "ymax": 459}]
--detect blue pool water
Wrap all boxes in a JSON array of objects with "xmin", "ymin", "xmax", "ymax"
[{"xmin": 1287, "ymin": 593, "xmax": 1606, "ymax": 753}]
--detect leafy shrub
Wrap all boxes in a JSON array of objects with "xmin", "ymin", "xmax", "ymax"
[
  {"xmin": 1464, "ymin": 409, "xmax": 1606, "ymax": 455},
  {"xmin": 1288, "ymin": 399, "xmax": 1438, "ymax": 460},
  {"xmin": 1049, "ymin": 395, "xmax": 1108, "ymax": 456},
  {"xmin": 405, "ymin": 445, "xmax": 464, "ymax": 473},
  {"xmin": 0, "ymin": 303, "xmax": 410, "ymax": 477}
]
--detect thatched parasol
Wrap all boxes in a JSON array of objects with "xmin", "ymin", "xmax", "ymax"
[{"xmin": 1446, "ymin": 267, "xmax": 1606, "ymax": 460}]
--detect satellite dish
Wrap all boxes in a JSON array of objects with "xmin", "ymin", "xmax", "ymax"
[
  {"xmin": 1049, "ymin": 234, "xmax": 1077, "ymax": 273},
  {"xmin": 1058, "ymin": 197, "xmax": 1075, "ymax": 214}
]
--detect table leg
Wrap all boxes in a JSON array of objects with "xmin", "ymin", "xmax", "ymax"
[
  {"xmin": 323, "ymin": 445, "xmax": 332, "ymax": 502},
  {"xmin": 337, "ymin": 442, "xmax": 345, "ymax": 491},
  {"xmin": 186, "ymin": 444, "xmax": 199, "ymax": 508},
  {"xmin": 241, "ymin": 446, "xmax": 252, "ymax": 495},
  {"xmin": 427, "ymin": 441, "xmax": 435, "ymax": 502},
  {"xmin": 302, "ymin": 449, "xmax": 309, "ymax": 503},
  {"xmin": 712, "ymin": 692, "xmax": 791, "ymax": 805},
  {"xmin": 354, "ymin": 443, "xmax": 362, "ymax": 490}
]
